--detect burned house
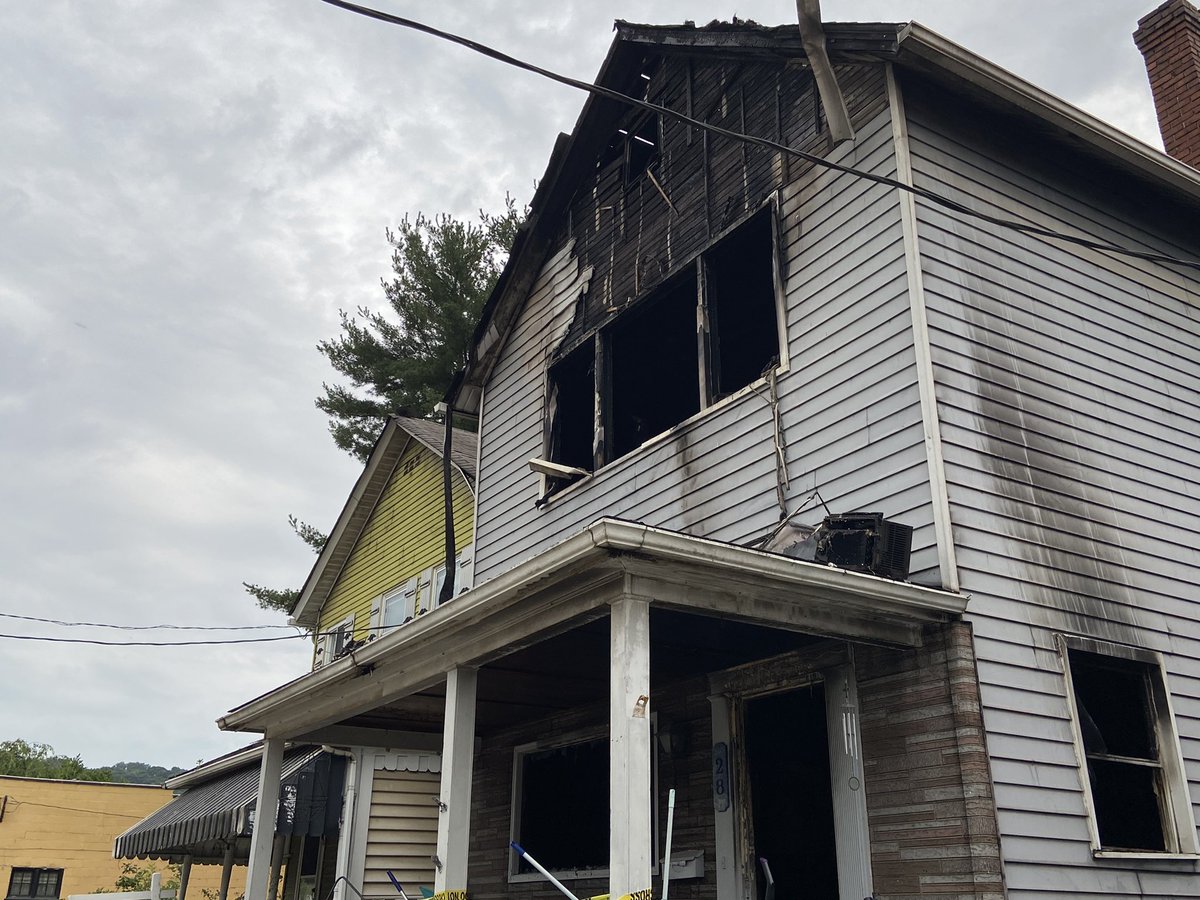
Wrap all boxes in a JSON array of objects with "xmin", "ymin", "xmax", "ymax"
[{"xmin": 222, "ymin": 5, "xmax": 1200, "ymax": 900}]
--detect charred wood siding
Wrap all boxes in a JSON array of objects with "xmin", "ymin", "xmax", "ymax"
[
  {"xmin": 474, "ymin": 58, "xmax": 939, "ymax": 586},
  {"xmin": 903, "ymin": 73, "xmax": 1200, "ymax": 897}
]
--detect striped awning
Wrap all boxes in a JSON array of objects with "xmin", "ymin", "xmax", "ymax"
[{"xmin": 114, "ymin": 747, "xmax": 324, "ymax": 861}]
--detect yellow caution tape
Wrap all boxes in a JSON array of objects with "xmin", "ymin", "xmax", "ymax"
[{"xmin": 430, "ymin": 892, "xmax": 467, "ymax": 900}]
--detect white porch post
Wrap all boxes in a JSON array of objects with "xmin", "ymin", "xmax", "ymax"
[
  {"xmin": 435, "ymin": 667, "xmax": 478, "ymax": 895},
  {"xmin": 246, "ymin": 737, "xmax": 286, "ymax": 900},
  {"xmin": 610, "ymin": 595, "xmax": 652, "ymax": 900}
]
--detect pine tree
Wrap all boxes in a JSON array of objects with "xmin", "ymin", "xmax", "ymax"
[{"xmin": 316, "ymin": 199, "xmax": 521, "ymax": 460}]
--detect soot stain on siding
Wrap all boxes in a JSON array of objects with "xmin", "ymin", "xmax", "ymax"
[{"xmin": 963, "ymin": 302, "xmax": 1143, "ymax": 645}]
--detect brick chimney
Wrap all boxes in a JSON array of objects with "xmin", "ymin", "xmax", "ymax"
[{"xmin": 1134, "ymin": 0, "xmax": 1200, "ymax": 166}]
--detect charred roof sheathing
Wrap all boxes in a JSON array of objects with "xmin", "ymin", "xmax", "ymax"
[{"xmin": 449, "ymin": 18, "xmax": 1200, "ymax": 416}]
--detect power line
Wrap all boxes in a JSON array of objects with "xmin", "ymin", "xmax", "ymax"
[
  {"xmin": 317, "ymin": 0, "xmax": 1200, "ymax": 274},
  {"xmin": 0, "ymin": 632, "xmax": 313, "ymax": 647},
  {"xmin": 0, "ymin": 611, "xmax": 294, "ymax": 631},
  {"xmin": 7, "ymin": 798, "xmax": 149, "ymax": 819}
]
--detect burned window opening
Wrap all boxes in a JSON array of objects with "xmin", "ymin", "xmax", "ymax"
[
  {"xmin": 545, "ymin": 202, "xmax": 783, "ymax": 482},
  {"xmin": 706, "ymin": 209, "xmax": 779, "ymax": 399},
  {"xmin": 1068, "ymin": 649, "xmax": 1170, "ymax": 852},
  {"xmin": 546, "ymin": 341, "xmax": 596, "ymax": 491},
  {"xmin": 515, "ymin": 738, "xmax": 609, "ymax": 875},
  {"xmin": 610, "ymin": 268, "xmax": 701, "ymax": 460},
  {"xmin": 597, "ymin": 112, "xmax": 661, "ymax": 186}
]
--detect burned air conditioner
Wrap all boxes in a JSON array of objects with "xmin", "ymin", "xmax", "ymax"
[{"xmin": 815, "ymin": 512, "xmax": 913, "ymax": 581}]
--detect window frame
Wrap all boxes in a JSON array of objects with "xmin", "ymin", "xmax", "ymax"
[
  {"xmin": 315, "ymin": 613, "xmax": 355, "ymax": 669},
  {"xmin": 539, "ymin": 195, "xmax": 788, "ymax": 501},
  {"xmin": 507, "ymin": 722, "xmax": 660, "ymax": 883},
  {"xmin": 1057, "ymin": 634, "xmax": 1199, "ymax": 858},
  {"xmin": 7, "ymin": 869, "xmax": 63, "ymax": 900}
]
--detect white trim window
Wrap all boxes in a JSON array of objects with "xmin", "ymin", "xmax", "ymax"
[
  {"xmin": 509, "ymin": 724, "xmax": 659, "ymax": 883},
  {"xmin": 380, "ymin": 578, "xmax": 419, "ymax": 630},
  {"xmin": 315, "ymin": 614, "xmax": 355, "ymax": 669},
  {"xmin": 1059, "ymin": 635, "xmax": 1199, "ymax": 856}
]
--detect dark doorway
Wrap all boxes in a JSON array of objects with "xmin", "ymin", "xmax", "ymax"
[{"xmin": 743, "ymin": 685, "xmax": 839, "ymax": 900}]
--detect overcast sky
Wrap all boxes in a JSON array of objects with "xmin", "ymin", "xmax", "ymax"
[{"xmin": 0, "ymin": 0, "xmax": 1165, "ymax": 772}]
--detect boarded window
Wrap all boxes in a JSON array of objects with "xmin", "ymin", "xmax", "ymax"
[{"xmin": 1067, "ymin": 648, "xmax": 1180, "ymax": 852}]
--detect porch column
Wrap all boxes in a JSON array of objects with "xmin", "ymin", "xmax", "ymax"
[
  {"xmin": 177, "ymin": 856, "xmax": 192, "ymax": 900},
  {"xmin": 610, "ymin": 595, "xmax": 652, "ymax": 900},
  {"xmin": 435, "ymin": 666, "xmax": 478, "ymax": 895},
  {"xmin": 218, "ymin": 845, "xmax": 235, "ymax": 900},
  {"xmin": 246, "ymin": 737, "xmax": 286, "ymax": 900}
]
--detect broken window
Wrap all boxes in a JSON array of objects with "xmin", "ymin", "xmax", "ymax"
[
  {"xmin": 512, "ymin": 738, "xmax": 609, "ymax": 875},
  {"xmin": 610, "ymin": 268, "xmax": 701, "ymax": 459},
  {"xmin": 1064, "ymin": 642, "xmax": 1197, "ymax": 854},
  {"xmin": 547, "ymin": 341, "xmax": 596, "ymax": 487},
  {"xmin": 545, "ymin": 202, "xmax": 782, "ymax": 482},
  {"xmin": 705, "ymin": 209, "xmax": 780, "ymax": 398}
]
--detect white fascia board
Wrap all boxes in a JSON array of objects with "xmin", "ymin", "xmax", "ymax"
[
  {"xmin": 290, "ymin": 422, "xmax": 408, "ymax": 629},
  {"xmin": 898, "ymin": 23, "xmax": 1200, "ymax": 203},
  {"xmin": 220, "ymin": 519, "xmax": 967, "ymax": 735},
  {"xmin": 164, "ymin": 742, "xmax": 269, "ymax": 789}
]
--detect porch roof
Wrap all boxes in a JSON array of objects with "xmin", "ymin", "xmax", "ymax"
[{"xmin": 219, "ymin": 519, "xmax": 966, "ymax": 740}]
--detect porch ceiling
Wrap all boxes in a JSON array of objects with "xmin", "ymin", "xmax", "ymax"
[{"xmin": 219, "ymin": 518, "xmax": 965, "ymax": 740}]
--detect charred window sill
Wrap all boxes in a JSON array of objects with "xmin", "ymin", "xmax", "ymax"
[{"xmin": 538, "ymin": 366, "xmax": 784, "ymax": 508}]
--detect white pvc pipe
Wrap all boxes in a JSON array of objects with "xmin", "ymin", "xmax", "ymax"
[
  {"xmin": 661, "ymin": 789, "xmax": 677, "ymax": 900},
  {"xmin": 509, "ymin": 843, "xmax": 581, "ymax": 900}
]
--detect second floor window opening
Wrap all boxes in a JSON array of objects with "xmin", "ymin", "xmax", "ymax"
[{"xmin": 544, "ymin": 203, "xmax": 782, "ymax": 494}]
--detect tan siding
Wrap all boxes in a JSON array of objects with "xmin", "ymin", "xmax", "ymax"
[{"xmin": 362, "ymin": 769, "xmax": 440, "ymax": 899}]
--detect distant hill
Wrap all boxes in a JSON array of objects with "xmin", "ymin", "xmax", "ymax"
[{"xmin": 109, "ymin": 761, "xmax": 186, "ymax": 785}]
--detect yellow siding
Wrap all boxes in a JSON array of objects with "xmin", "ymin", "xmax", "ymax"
[
  {"xmin": 317, "ymin": 439, "xmax": 474, "ymax": 639},
  {"xmin": 0, "ymin": 777, "xmax": 245, "ymax": 897}
]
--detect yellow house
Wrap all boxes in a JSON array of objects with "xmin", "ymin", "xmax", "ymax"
[
  {"xmin": 276, "ymin": 415, "xmax": 476, "ymax": 898},
  {"xmin": 0, "ymin": 776, "xmax": 240, "ymax": 899},
  {"xmin": 290, "ymin": 415, "xmax": 476, "ymax": 669}
]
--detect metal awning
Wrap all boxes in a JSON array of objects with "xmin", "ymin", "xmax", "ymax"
[{"xmin": 114, "ymin": 747, "xmax": 328, "ymax": 861}]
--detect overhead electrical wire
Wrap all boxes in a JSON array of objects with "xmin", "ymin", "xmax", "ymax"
[
  {"xmin": 317, "ymin": 0, "xmax": 1200, "ymax": 274},
  {"xmin": 0, "ymin": 632, "xmax": 312, "ymax": 647},
  {"xmin": 0, "ymin": 611, "xmax": 294, "ymax": 631}
]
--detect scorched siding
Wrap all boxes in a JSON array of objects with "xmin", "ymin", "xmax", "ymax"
[
  {"xmin": 903, "ymin": 70, "xmax": 1200, "ymax": 898},
  {"xmin": 474, "ymin": 60, "xmax": 938, "ymax": 589}
]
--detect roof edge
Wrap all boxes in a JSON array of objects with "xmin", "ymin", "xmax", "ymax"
[{"xmin": 898, "ymin": 22, "xmax": 1200, "ymax": 201}]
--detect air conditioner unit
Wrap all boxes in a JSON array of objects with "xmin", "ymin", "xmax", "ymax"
[{"xmin": 815, "ymin": 512, "xmax": 913, "ymax": 581}]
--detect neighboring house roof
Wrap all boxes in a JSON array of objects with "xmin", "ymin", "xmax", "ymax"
[
  {"xmin": 114, "ymin": 746, "xmax": 326, "ymax": 862},
  {"xmin": 450, "ymin": 18, "xmax": 1200, "ymax": 416},
  {"xmin": 289, "ymin": 416, "xmax": 477, "ymax": 629}
]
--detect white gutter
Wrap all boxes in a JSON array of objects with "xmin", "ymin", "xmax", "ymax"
[
  {"xmin": 898, "ymin": 22, "xmax": 1200, "ymax": 203},
  {"xmin": 220, "ymin": 519, "xmax": 965, "ymax": 735}
]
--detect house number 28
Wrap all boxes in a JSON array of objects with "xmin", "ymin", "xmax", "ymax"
[{"xmin": 712, "ymin": 741, "xmax": 730, "ymax": 812}]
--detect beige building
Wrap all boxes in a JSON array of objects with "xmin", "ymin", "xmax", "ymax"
[{"xmin": 0, "ymin": 776, "xmax": 242, "ymax": 900}]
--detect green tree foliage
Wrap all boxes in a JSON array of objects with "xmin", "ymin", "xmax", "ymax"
[
  {"xmin": 243, "ymin": 515, "xmax": 329, "ymax": 614},
  {"xmin": 108, "ymin": 760, "xmax": 185, "ymax": 785},
  {"xmin": 94, "ymin": 862, "xmax": 180, "ymax": 894},
  {"xmin": 316, "ymin": 198, "xmax": 522, "ymax": 461},
  {"xmin": 0, "ymin": 739, "xmax": 111, "ymax": 781}
]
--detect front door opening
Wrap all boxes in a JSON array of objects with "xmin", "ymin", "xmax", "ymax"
[{"xmin": 743, "ymin": 685, "xmax": 839, "ymax": 900}]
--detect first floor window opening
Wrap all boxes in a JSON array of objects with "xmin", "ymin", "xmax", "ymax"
[
  {"xmin": 513, "ymin": 737, "xmax": 609, "ymax": 876},
  {"xmin": 7, "ymin": 870, "xmax": 62, "ymax": 900},
  {"xmin": 1063, "ymin": 638, "xmax": 1198, "ymax": 854}
]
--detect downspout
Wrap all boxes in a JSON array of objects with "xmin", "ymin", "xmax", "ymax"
[
  {"xmin": 438, "ymin": 406, "xmax": 457, "ymax": 606},
  {"xmin": 325, "ymin": 746, "xmax": 358, "ymax": 900},
  {"xmin": 796, "ymin": 0, "xmax": 856, "ymax": 144}
]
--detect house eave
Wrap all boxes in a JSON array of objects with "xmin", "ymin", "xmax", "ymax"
[
  {"xmin": 897, "ymin": 22, "xmax": 1200, "ymax": 203},
  {"xmin": 220, "ymin": 518, "xmax": 966, "ymax": 739}
]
